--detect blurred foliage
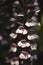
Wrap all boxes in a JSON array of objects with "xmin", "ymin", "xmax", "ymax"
[{"xmin": 0, "ymin": 0, "xmax": 6, "ymax": 6}]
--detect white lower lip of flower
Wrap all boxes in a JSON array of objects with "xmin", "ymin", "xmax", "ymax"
[
  {"xmin": 27, "ymin": 34, "xmax": 39, "ymax": 40},
  {"xmin": 30, "ymin": 44, "xmax": 37, "ymax": 50},
  {"xmin": 21, "ymin": 43, "xmax": 30, "ymax": 48},
  {"xmin": 17, "ymin": 41, "xmax": 30, "ymax": 48},
  {"xmin": 19, "ymin": 53, "xmax": 31, "ymax": 59},
  {"xmin": 23, "ymin": 29, "xmax": 28, "ymax": 35},
  {"xmin": 10, "ymin": 33, "xmax": 17, "ymax": 39},
  {"xmin": 10, "ymin": 18, "xmax": 16, "ymax": 21},
  {"xmin": 25, "ymin": 22, "xmax": 30, "ymax": 27},
  {"xmin": 36, "ymin": 9, "xmax": 40, "ymax": 13},
  {"xmin": 17, "ymin": 14, "xmax": 24, "ymax": 16},
  {"xmin": 11, "ymin": 60, "xmax": 19, "ymax": 65},
  {"xmin": 16, "ymin": 29, "xmax": 23, "ymax": 34},
  {"xmin": 11, "ymin": 47, "xmax": 17, "ymax": 52},
  {"xmin": 25, "ymin": 22, "xmax": 37, "ymax": 27}
]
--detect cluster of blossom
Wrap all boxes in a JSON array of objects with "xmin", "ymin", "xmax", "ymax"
[{"xmin": 0, "ymin": 0, "xmax": 40, "ymax": 65}]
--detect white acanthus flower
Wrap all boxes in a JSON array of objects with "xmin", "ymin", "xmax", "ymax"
[
  {"xmin": 17, "ymin": 39, "xmax": 30, "ymax": 48},
  {"xmin": 25, "ymin": 19, "xmax": 39, "ymax": 27},
  {"xmin": 11, "ymin": 57, "xmax": 19, "ymax": 65},
  {"xmin": 9, "ymin": 43, "xmax": 17, "ymax": 52},
  {"xmin": 19, "ymin": 51, "xmax": 31, "ymax": 59},
  {"xmin": 16, "ymin": 26, "xmax": 27, "ymax": 35},
  {"xmin": 25, "ymin": 21, "xmax": 38, "ymax": 27},
  {"xmin": 30, "ymin": 43, "xmax": 37, "ymax": 50},
  {"xmin": 9, "ymin": 33, "xmax": 17, "ymax": 39},
  {"xmin": 11, "ymin": 60, "xmax": 19, "ymax": 65},
  {"xmin": 16, "ymin": 28, "xmax": 23, "ymax": 34},
  {"xmin": 11, "ymin": 47, "xmax": 17, "ymax": 52},
  {"xmin": 27, "ymin": 34, "xmax": 39, "ymax": 40},
  {"xmin": 16, "ymin": 26, "xmax": 24, "ymax": 34}
]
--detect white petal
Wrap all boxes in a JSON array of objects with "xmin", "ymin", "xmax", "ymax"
[
  {"xmin": 19, "ymin": 53, "xmax": 27, "ymax": 59},
  {"xmin": 23, "ymin": 29, "xmax": 28, "ymax": 35},
  {"xmin": 26, "ymin": 42, "xmax": 30, "ymax": 47},
  {"xmin": 17, "ymin": 14, "xmax": 24, "ymax": 16},
  {"xmin": 25, "ymin": 22, "xmax": 37, "ymax": 27},
  {"xmin": 11, "ymin": 47, "xmax": 17, "ymax": 52},
  {"xmin": 14, "ymin": 1, "xmax": 19, "ymax": 4},
  {"xmin": 19, "ymin": 53, "xmax": 25, "ymax": 59},
  {"xmin": 17, "ymin": 41, "xmax": 22, "ymax": 47},
  {"xmin": 27, "ymin": 34, "xmax": 39, "ymax": 40},
  {"xmin": 30, "ymin": 22, "xmax": 37, "ymax": 26},
  {"xmin": 16, "ymin": 61, "xmax": 19, "ymax": 65},
  {"xmin": 36, "ymin": 10, "xmax": 40, "ymax": 13},
  {"xmin": 27, "ymin": 9, "xmax": 30, "ymax": 14},
  {"xmin": 13, "ymin": 35, "xmax": 17, "ymax": 39},
  {"xmin": 10, "ymin": 33, "xmax": 17, "ymax": 39},
  {"xmin": 21, "ymin": 44, "xmax": 26, "ymax": 48},
  {"xmin": 10, "ymin": 18, "xmax": 16, "ymax": 21},
  {"xmin": 16, "ymin": 29, "xmax": 23, "ymax": 34},
  {"xmin": 28, "ymin": 54, "xmax": 31, "ymax": 58},
  {"xmin": 11, "ymin": 24, "xmax": 15, "ymax": 27},
  {"xmin": 18, "ymin": 42, "xmax": 30, "ymax": 48},
  {"xmin": 11, "ymin": 60, "xmax": 19, "ymax": 65},
  {"xmin": 27, "ymin": 35, "xmax": 32, "ymax": 40},
  {"xmin": 25, "ymin": 22, "xmax": 31, "ymax": 27}
]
